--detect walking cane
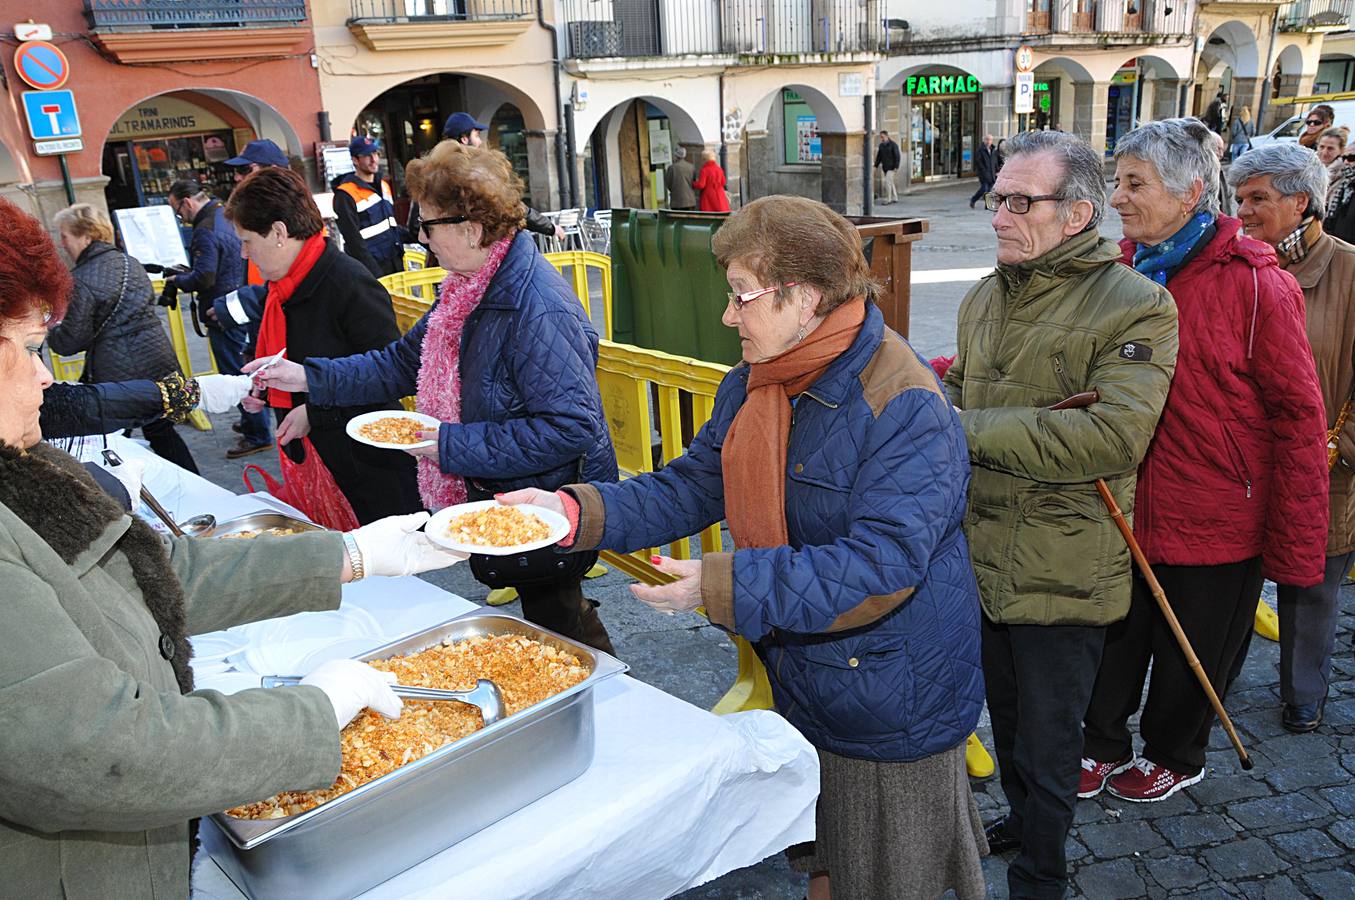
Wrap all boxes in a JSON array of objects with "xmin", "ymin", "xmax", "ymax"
[{"xmin": 1048, "ymin": 390, "xmax": 1254, "ymax": 770}]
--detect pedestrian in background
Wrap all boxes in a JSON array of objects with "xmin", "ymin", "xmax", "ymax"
[
  {"xmin": 226, "ymin": 167, "xmax": 422, "ymax": 524},
  {"xmin": 1328, "ymin": 145, "xmax": 1355, "ymax": 243},
  {"xmin": 665, "ymin": 146, "xmax": 697, "ymax": 210},
  {"xmin": 694, "ymin": 149, "xmax": 731, "ymax": 212},
  {"xmin": 1230, "ymin": 143, "xmax": 1355, "ymax": 733},
  {"xmin": 48, "ymin": 203, "xmax": 199, "ymax": 473},
  {"xmin": 1206, "ymin": 131, "xmax": 1234, "ymax": 215},
  {"xmin": 1316, "ymin": 127, "xmax": 1347, "ymax": 178},
  {"xmin": 946, "ymin": 130, "xmax": 1177, "ymax": 898},
  {"xmin": 874, "ymin": 130, "xmax": 901, "ymax": 204},
  {"xmin": 1228, "ymin": 107, "xmax": 1252, "ymax": 161},
  {"xmin": 333, "ymin": 135, "xmax": 402, "ymax": 278},
  {"xmin": 506, "ymin": 194, "xmax": 988, "ymax": 900},
  {"xmin": 1203, "ymin": 90, "xmax": 1229, "ymax": 134},
  {"xmin": 970, "ymin": 134, "xmax": 998, "ymax": 209},
  {"xmin": 166, "ymin": 178, "xmax": 271, "ymax": 459},
  {"xmin": 1299, "ymin": 104, "xmax": 1336, "ymax": 150},
  {"xmin": 1081, "ymin": 118, "xmax": 1326, "ymax": 802}
]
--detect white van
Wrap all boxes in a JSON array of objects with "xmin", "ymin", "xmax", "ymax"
[{"xmin": 1249, "ymin": 99, "xmax": 1355, "ymax": 150}]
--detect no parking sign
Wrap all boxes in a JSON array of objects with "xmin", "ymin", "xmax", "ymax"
[{"xmin": 13, "ymin": 40, "xmax": 69, "ymax": 90}]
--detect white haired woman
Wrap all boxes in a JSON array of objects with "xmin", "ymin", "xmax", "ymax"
[
  {"xmin": 1229, "ymin": 142, "xmax": 1355, "ymax": 732},
  {"xmin": 1079, "ymin": 118, "xmax": 1328, "ymax": 802}
]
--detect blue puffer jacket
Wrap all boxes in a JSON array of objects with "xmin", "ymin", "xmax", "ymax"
[
  {"xmin": 305, "ymin": 231, "xmax": 618, "ymax": 494},
  {"xmin": 576, "ymin": 305, "xmax": 984, "ymax": 761},
  {"xmin": 172, "ymin": 199, "xmax": 242, "ymax": 306}
]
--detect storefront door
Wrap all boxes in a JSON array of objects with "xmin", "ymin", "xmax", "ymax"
[{"xmin": 910, "ymin": 97, "xmax": 978, "ymax": 181}]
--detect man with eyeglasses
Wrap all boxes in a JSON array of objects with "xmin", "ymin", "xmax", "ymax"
[{"xmin": 942, "ymin": 130, "xmax": 1178, "ymax": 899}]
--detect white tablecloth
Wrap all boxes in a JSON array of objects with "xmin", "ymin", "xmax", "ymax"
[{"xmin": 84, "ymin": 436, "xmax": 819, "ymax": 899}]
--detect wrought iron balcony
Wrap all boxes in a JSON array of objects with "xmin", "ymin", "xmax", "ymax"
[
  {"xmin": 562, "ymin": 0, "xmax": 882, "ymax": 60},
  {"xmin": 84, "ymin": 0, "xmax": 308, "ymax": 30},
  {"xmin": 348, "ymin": 0, "xmax": 534, "ymax": 23},
  {"xmin": 1278, "ymin": 0, "xmax": 1352, "ymax": 29}
]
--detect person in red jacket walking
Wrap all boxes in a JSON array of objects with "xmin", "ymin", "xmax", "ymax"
[
  {"xmin": 693, "ymin": 150, "xmax": 731, "ymax": 212},
  {"xmin": 1080, "ymin": 118, "xmax": 1328, "ymax": 803}
]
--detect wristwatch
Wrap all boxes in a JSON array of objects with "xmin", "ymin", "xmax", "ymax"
[{"xmin": 341, "ymin": 532, "xmax": 365, "ymax": 581}]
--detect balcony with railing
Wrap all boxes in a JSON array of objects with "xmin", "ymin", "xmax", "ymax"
[
  {"xmin": 85, "ymin": 0, "xmax": 312, "ymax": 62},
  {"xmin": 347, "ymin": 0, "xmax": 535, "ymax": 49},
  {"xmin": 562, "ymin": 0, "xmax": 882, "ymax": 62},
  {"xmin": 1025, "ymin": 0, "xmax": 1193, "ymax": 38},
  {"xmin": 1279, "ymin": 0, "xmax": 1352, "ymax": 30}
]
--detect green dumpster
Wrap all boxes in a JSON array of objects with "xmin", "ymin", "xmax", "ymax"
[{"xmin": 610, "ymin": 208, "xmax": 928, "ymax": 365}]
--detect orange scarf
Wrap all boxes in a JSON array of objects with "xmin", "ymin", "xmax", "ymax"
[
  {"xmin": 721, "ymin": 297, "xmax": 866, "ymax": 549},
  {"xmin": 255, "ymin": 233, "xmax": 326, "ymax": 409}
]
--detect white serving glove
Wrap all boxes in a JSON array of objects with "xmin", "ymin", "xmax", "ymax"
[
  {"xmin": 301, "ymin": 658, "xmax": 403, "ymax": 729},
  {"xmin": 196, "ymin": 373, "xmax": 255, "ymax": 414},
  {"xmin": 348, "ymin": 511, "xmax": 468, "ymax": 579},
  {"xmin": 100, "ymin": 457, "xmax": 145, "ymax": 505}
]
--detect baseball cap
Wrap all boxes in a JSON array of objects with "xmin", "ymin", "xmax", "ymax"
[
  {"xmin": 225, "ymin": 139, "xmax": 289, "ymax": 168},
  {"xmin": 442, "ymin": 112, "xmax": 489, "ymax": 139},
  {"xmin": 349, "ymin": 135, "xmax": 381, "ymax": 157}
]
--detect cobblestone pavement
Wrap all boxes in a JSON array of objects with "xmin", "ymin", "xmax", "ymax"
[{"xmin": 174, "ymin": 179, "xmax": 1353, "ymax": 898}]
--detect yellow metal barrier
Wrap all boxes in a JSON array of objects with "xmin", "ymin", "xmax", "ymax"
[
  {"xmin": 50, "ymin": 278, "xmax": 214, "ymax": 431},
  {"xmin": 545, "ymin": 250, "xmax": 613, "ymax": 342}
]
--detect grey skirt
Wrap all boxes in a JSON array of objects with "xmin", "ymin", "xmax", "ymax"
[{"xmin": 787, "ymin": 741, "xmax": 988, "ymax": 900}]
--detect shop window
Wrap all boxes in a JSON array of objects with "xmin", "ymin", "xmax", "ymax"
[{"xmin": 782, "ymin": 90, "xmax": 821, "ymax": 165}]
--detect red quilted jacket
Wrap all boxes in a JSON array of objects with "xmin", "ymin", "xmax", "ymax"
[{"xmin": 1119, "ymin": 217, "xmax": 1327, "ymax": 587}]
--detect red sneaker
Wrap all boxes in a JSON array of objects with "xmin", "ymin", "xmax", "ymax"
[
  {"xmin": 1078, "ymin": 754, "xmax": 1133, "ymax": 799},
  {"xmin": 1106, "ymin": 757, "xmax": 1203, "ymax": 802}
]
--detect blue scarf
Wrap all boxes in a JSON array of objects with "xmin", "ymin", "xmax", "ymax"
[{"xmin": 1132, "ymin": 212, "xmax": 1214, "ymax": 285}]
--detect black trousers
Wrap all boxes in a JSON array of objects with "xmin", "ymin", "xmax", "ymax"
[
  {"xmin": 1083, "ymin": 558, "xmax": 1261, "ymax": 776},
  {"xmin": 982, "ymin": 616, "xmax": 1105, "ymax": 900},
  {"xmin": 142, "ymin": 417, "xmax": 198, "ymax": 475},
  {"xmin": 970, "ymin": 177, "xmax": 995, "ymax": 206},
  {"xmin": 305, "ymin": 424, "xmax": 421, "ymax": 525}
]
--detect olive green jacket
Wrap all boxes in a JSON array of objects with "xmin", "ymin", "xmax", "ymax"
[
  {"xmin": 0, "ymin": 504, "xmax": 344, "ymax": 900},
  {"xmin": 944, "ymin": 231, "xmax": 1178, "ymax": 625}
]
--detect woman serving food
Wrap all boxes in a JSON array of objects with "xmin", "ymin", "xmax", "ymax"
[{"xmin": 0, "ymin": 199, "xmax": 467, "ymax": 898}]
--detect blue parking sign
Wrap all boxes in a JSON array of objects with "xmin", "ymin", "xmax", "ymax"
[{"xmin": 22, "ymin": 90, "xmax": 81, "ymax": 140}]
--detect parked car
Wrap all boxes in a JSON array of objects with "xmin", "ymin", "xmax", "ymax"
[{"xmin": 1250, "ymin": 99, "xmax": 1355, "ymax": 150}]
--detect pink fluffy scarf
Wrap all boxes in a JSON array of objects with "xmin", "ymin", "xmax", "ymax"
[{"xmin": 415, "ymin": 234, "xmax": 514, "ymax": 510}]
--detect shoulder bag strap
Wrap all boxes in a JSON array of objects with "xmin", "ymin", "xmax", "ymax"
[{"xmin": 88, "ymin": 252, "xmax": 134, "ymax": 344}]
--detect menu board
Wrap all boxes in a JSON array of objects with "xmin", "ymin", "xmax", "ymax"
[{"xmin": 113, "ymin": 205, "xmax": 189, "ymax": 270}]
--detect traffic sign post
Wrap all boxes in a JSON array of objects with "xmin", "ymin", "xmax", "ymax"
[
  {"xmin": 13, "ymin": 40, "xmax": 69, "ymax": 90},
  {"xmin": 21, "ymin": 90, "xmax": 81, "ymax": 205}
]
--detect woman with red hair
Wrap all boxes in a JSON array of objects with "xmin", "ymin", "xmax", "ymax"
[{"xmin": 0, "ymin": 198, "xmax": 465, "ymax": 898}]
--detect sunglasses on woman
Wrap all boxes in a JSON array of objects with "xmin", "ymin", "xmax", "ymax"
[
  {"xmin": 727, "ymin": 282, "xmax": 798, "ymax": 310},
  {"xmin": 1306, "ymin": 119, "xmax": 1326, "ymax": 127},
  {"xmin": 1342, "ymin": 153, "xmax": 1355, "ymax": 163},
  {"xmin": 418, "ymin": 215, "xmax": 469, "ymax": 236}
]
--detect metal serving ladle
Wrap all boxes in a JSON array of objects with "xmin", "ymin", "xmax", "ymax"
[{"xmin": 261, "ymin": 676, "xmax": 505, "ymax": 726}]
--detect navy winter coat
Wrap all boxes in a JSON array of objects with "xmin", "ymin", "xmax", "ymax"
[
  {"xmin": 305, "ymin": 231, "xmax": 618, "ymax": 494},
  {"xmin": 578, "ymin": 305, "xmax": 984, "ymax": 761},
  {"xmin": 172, "ymin": 199, "xmax": 242, "ymax": 306}
]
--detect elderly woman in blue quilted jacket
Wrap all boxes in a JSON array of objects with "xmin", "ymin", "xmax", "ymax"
[
  {"xmin": 250, "ymin": 141, "xmax": 619, "ymax": 654},
  {"xmin": 504, "ymin": 195, "xmax": 987, "ymax": 900}
]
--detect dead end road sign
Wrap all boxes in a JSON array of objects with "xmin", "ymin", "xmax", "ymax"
[{"xmin": 22, "ymin": 90, "xmax": 81, "ymax": 141}]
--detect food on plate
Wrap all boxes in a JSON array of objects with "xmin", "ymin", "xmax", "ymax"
[
  {"xmin": 217, "ymin": 526, "xmax": 304, "ymax": 540},
  {"xmin": 225, "ymin": 633, "xmax": 587, "ymax": 820},
  {"xmin": 445, "ymin": 505, "xmax": 552, "ymax": 548},
  {"xmin": 357, "ymin": 416, "xmax": 427, "ymax": 445}
]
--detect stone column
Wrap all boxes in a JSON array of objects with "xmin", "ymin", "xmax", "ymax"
[
  {"xmin": 711, "ymin": 141, "xmax": 742, "ymax": 209},
  {"xmin": 1, "ymin": 175, "xmax": 112, "ymax": 233},
  {"xmin": 1074, "ymin": 81, "xmax": 1111, "ymax": 156},
  {"xmin": 1230, "ymin": 76, "xmax": 1264, "ymax": 125},
  {"xmin": 743, "ymin": 129, "xmax": 769, "ymax": 203},
  {"xmin": 818, "ymin": 131, "xmax": 865, "ymax": 215},
  {"xmin": 1151, "ymin": 79, "xmax": 1183, "ymax": 124},
  {"xmin": 983, "ymin": 86, "xmax": 1013, "ymax": 141},
  {"xmin": 526, "ymin": 130, "xmax": 556, "ymax": 212}
]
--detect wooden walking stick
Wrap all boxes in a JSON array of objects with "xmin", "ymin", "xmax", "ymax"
[{"xmin": 1048, "ymin": 390, "xmax": 1254, "ymax": 770}]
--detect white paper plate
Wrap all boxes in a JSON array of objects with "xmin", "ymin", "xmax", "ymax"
[
  {"xmin": 426, "ymin": 500, "xmax": 570, "ymax": 557},
  {"xmin": 345, "ymin": 410, "xmax": 441, "ymax": 450}
]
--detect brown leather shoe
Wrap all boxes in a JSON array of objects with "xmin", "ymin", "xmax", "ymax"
[{"xmin": 226, "ymin": 438, "xmax": 272, "ymax": 459}]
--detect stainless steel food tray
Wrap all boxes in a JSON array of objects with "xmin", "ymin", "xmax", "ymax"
[
  {"xmin": 202, "ymin": 612, "xmax": 627, "ymax": 900},
  {"xmin": 205, "ymin": 512, "xmax": 326, "ymax": 539}
]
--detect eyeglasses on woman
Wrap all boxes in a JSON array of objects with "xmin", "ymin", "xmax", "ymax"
[{"xmin": 727, "ymin": 282, "xmax": 799, "ymax": 310}]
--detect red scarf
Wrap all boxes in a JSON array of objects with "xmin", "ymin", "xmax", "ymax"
[
  {"xmin": 721, "ymin": 297, "xmax": 866, "ymax": 549},
  {"xmin": 255, "ymin": 233, "xmax": 326, "ymax": 409},
  {"xmin": 414, "ymin": 234, "xmax": 515, "ymax": 510}
]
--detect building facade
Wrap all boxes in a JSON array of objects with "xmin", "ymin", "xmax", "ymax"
[{"xmin": 0, "ymin": 2, "xmax": 323, "ymax": 227}]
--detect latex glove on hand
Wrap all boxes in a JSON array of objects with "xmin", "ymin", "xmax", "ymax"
[
  {"xmin": 349, "ymin": 511, "xmax": 468, "ymax": 578},
  {"xmin": 196, "ymin": 374, "xmax": 254, "ymax": 414},
  {"xmin": 301, "ymin": 659, "xmax": 402, "ymax": 729}
]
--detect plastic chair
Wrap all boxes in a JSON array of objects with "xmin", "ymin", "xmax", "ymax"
[{"xmin": 556, "ymin": 208, "xmax": 584, "ymax": 252}]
